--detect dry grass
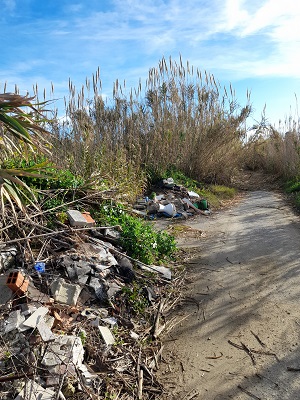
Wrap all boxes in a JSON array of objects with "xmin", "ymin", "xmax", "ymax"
[{"xmin": 46, "ymin": 56, "xmax": 251, "ymax": 190}]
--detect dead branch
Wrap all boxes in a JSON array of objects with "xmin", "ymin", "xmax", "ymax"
[
  {"xmin": 238, "ymin": 385, "xmax": 261, "ymax": 399},
  {"xmin": 1, "ymin": 225, "xmax": 121, "ymax": 245},
  {"xmin": 250, "ymin": 330, "xmax": 266, "ymax": 347},
  {"xmin": 152, "ymin": 298, "xmax": 166, "ymax": 339},
  {"xmin": 228, "ymin": 340, "xmax": 279, "ymax": 362}
]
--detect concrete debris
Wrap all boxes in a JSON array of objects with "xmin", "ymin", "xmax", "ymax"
[
  {"xmin": 67, "ymin": 209, "xmax": 90, "ymax": 227},
  {"xmin": 50, "ymin": 278, "xmax": 82, "ymax": 305},
  {"xmin": 42, "ymin": 335, "xmax": 84, "ymax": 367},
  {"xmin": 0, "ymin": 246, "xmax": 17, "ymax": 272},
  {"xmin": 4, "ymin": 310, "xmax": 26, "ymax": 333},
  {"xmin": 88, "ymin": 277, "xmax": 107, "ymax": 301},
  {"xmin": 107, "ymin": 281, "xmax": 122, "ymax": 298},
  {"xmin": 0, "ymin": 275, "xmax": 13, "ymax": 306},
  {"xmin": 15, "ymin": 379, "xmax": 55, "ymax": 400},
  {"xmin": 36, "ymin": 316, "xmax": 56, "ymax": 342},
  {"xmin": 0, "ymin": 194, "xmax": 180, "ymax": 399},
  {"xmin": 98, "ymin": 325, "xmax": 115, "ymax": 345},
  {"xmin": 22, "ymin": 306, "xmax": 49, "ymax": 329}
]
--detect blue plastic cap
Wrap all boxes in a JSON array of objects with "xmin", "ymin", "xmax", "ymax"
[{"xmin": 34, "ymin": 262, "xmax": 46, "ymax": 273}]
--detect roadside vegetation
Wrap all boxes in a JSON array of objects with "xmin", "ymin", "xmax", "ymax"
[
  {"xmin": 1, "ymin": 56, "xmax": 300, "ymax": 251},
  {"xmin": 2, "ymin": 57, "xmax": 300, "ymax": 399}
]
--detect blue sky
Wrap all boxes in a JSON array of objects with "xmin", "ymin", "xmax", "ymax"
[{"xmin": 1, "ymin": 0, "xmax": 300, "ymax": 128}]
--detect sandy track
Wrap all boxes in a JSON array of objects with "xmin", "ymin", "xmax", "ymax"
[{"xmin": 159, "ymin": 190, "xmax": 300, "ymax": 400}]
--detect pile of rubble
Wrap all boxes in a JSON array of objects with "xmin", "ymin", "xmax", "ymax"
[
  {"xmin": 133, "ymin": 178, "xmax": 210, "ymax": 219},
  {"xmin": 0, "ymin": 205, "xmax": 181, "ymax": 399}
]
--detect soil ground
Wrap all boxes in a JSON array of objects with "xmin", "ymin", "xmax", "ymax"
[{"xmin": 157, "ymin": 172, "xmax": 300, "ymax": 400}]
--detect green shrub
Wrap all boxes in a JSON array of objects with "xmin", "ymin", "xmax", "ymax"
[
  {"xmin": 294, "ymin": 193, "xmax": 300, "ymax": 209},
  {"xmin": 97, "ymin": 204, "xmax": 176, "ymax": 264},
  {"xmin": 285, "ymin": 178, "xmax": 300, "ymax": 193}
]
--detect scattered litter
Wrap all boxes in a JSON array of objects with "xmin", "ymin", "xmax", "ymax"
[
  {"xmin": 188, "ymin": 190, "xmax": 200, "ymax": 198},
  {"xmin": 50, "ymin": 278, "xmax": 82, "ymax": 305},
  {"xmin": 67, "ymin": 209, "xmax": 90, "ymax": 227},
  {"xmin": 135, "ymin": 177, "xmax": 210, "ymax": 220},
  {"xmin": 22, "ymin": 306, "xmax": 49, "ymax": 329},
  {"xmin": 0, "ymin": 190, "xmax": 183, "ymax": 399},
  {"xmin": 15, "ymin": 379, "xmax": 55, "ymax": 400},
  {"xmin": 6, "ymin": 271, "xmax": 29, "ymax": 295},
  {"xmin": 34, "ymin": 262, "xmax": 46, "ymax": 273},
  {"xmin": 4, "ymin": 310, "xmax": 26, "ymax": 333},
  {"xmin": 140, "ymin": 264, "xmax": 172, "ymax": 280},
  {"xmin": 98, "ymin": 325, "xmax": 115, "ymax": 345}
]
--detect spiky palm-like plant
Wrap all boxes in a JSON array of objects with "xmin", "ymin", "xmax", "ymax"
[{"xmin": 0, "ymin": 93, "xmax": 51, "ymax": 212}]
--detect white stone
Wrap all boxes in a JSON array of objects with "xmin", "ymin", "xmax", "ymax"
[
  {"xmin": 130, "ymin": 331, "xmax": 140, "ymax": 340},
  {"xmin": 140, "ymin": 264, "xmax": 172, "ymax": 280}
]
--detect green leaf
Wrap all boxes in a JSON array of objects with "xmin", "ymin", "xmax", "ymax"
[{"xmin": 0, "ymin": 113, "xmax": 32, "ymax": 143}]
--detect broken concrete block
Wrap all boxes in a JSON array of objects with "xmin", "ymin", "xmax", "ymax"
[
  {"xmin": 67, "ymin": 209, "xmax": 88, "ymax": 227},
  {"xmin": 22, "ymin": 306, "xmax": 49, "ymax": 328},
  {"xmin": 42, "ymin": 335, "xmax": 84, "ymax": 367},
  {"xmin": 107, "ymin": 281, "xmax": 122, "ymax": 298},
  {"xmin": 4, "ymin": 310, "xmax": 26, "ymax": 333},
  {"xmin": 98, "ymin": 325, "xmax": 115, "ymax": 345},
  {"xmin": 43, "ymin": 314, "xmax": 55, "ymax": 329},
  {"xmin": 19, "ymin": 303, "xmax": 37, "ymax": 317},
  {"xmin": 89, "ymin": 277, "xmax": 107, "ymax": 301},
  {"xmin": 15, "ymin": 379, "xmax": 55, "ymax": 400},
  {"xmin": 50, "ymin": 278, "xmax": 82, "ymax": 306},
  {"xmin": 37, "ymin": 316, "xmax": 56, "ymax": 342}
]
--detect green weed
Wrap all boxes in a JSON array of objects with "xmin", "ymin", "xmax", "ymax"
[
  {"xmin": 97, "ymin": 204, "xmax": 177, "ymax": 264},
  {"xmin": 121, "ymin": 283, "xmax": 148, "ymax": 316},
  {"xmin": 285, "ymin": 178, "xmax": 300, "ymax": 193}
]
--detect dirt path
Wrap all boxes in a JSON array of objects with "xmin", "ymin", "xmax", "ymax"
[{"xmin": 158, "ymin": 190, "xmax": 300, "ymax": 400}]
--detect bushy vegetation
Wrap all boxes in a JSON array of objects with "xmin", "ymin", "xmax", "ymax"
[
  {"xmin": 49, "ymin": 56, "xmax": 251, "ymax": 189},
  {"xmin": 97, "ymin": 204, "xmax": 177, "ymax": 264},
  {"xmin": 3, "ymin": 55, "xmax": 300, "ymax": 226}
]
